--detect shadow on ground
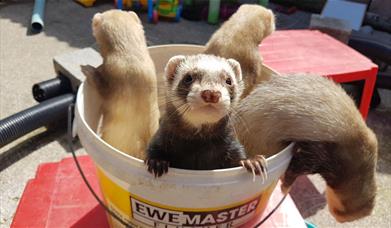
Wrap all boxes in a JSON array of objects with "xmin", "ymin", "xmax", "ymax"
[
  {"xmin": 0, "ymin": 0, "xmax": 112, "ymax": 48},
  {"xmin": 0, "ymin": 121, "xmax": 82, "ymax": 172},
  {"xmin": 0, "ymin": 0, "xmax": 219, "ymax": 48},
  {"xmin": 368, "ymin": 107, "xmax": 391, "ymax": 174},
  {"xmin": 289, "ymin": 176, "xmax": 327, "ymax": 218}
]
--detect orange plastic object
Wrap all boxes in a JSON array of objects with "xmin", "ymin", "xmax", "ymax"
[
  {"xmin": 76, "ymin": 0, "xmax": 96, "ymax": 7},
  {"xmin": 260, "ymin": 30, "xmax": 378, "ymax": 119},
  {"xmin": 11, "ymin": 156, "xmax": 306, "ymax": 227}
]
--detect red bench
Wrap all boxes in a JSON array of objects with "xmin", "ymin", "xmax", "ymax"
[{"xmin": 260, "ymin": 30, "xmax": 378, "ymax": 119}]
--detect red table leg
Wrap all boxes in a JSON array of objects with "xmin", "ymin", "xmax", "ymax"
[{"xmin": 359, "ymin": 68, "xmax": 378, "ymax": 119}]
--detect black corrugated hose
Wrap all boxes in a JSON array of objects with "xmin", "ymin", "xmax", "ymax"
[
  {"xmin": 32, "ymin": 75, "xmax": 72, "ymax": 102},
  {"xmin": 0, "ymin": 93, "xmax": 75, "ymax": 148}
]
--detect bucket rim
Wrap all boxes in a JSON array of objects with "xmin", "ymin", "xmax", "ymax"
[
  {"xmin": 147, "ymin": 44, "xmax": 206, "ymax": 50},
  {"xmin": 75, "ymin": 44, "xmax": 293, "ymax": 177},
  {"xmin": 76, "ymin": 82, "xmax": 293, "ymax": 177}
]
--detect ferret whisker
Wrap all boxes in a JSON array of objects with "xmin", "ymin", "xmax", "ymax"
[
  {"xmin": 158, "ymin": 97, "xmax": 186, "ymax": 108},
  {"xmin": 226, "ymin": 112, "xmax": 240, "ymax": 141},
  {"xmin": 165, "ymin": 106, "xmax": 182, "ymax": 121},
  {"xmin": 163, "ymin": 90, "xmax": 190, "ymax": 98},
  {"xmin": 179, "ymin": 104, "xmax": 191, "ymax": 117},
  {"xmin": 174, "ymin": 89, "xmax": 192, "ymax": 94},
  {"xmin": 173, "ymin": 104, "xmax": 192, "ymax": 122},
  {"xmin": 132, "ymin": 85, "xmax": 170, "ymax": 91},
  {"xmin": 228, "ymin": 108, "xmax": 245, "ymax": 126},
  {"xmin": 159, "ymin": 97, "xmax": 182, "ymax": 105},
  {"xmin": 164, "ymin": 102, "xmax": 188, "ymax": 122},
  {"xmin": 227, "ymin": 107, "xmax": 251, "ymax": 137},
  {"xmin": 231, "ymin": 108, "xmax": 252, "ymax": 135},
  {"xmin": 227, "ymin": 112, "xmax": 251, "ymax": 146}
]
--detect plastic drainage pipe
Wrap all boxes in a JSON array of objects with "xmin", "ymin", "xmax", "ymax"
[
  {"xmin": 0, "ymin": 94, "xmax": 75, "ymax": 148},
  {"xmin": 32, "ymin": 75, "xmax": 72, "ymax": 102},
  {"xmin": 31, "ymin": 0, "xmax": 46, "ymax": 32}
]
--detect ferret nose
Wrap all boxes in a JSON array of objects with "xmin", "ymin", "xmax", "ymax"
[{"xmin": 201, "ymin": 90, "xmax": 221, "ymax": 103}]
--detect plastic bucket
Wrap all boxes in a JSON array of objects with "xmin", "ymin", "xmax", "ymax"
[{"xmin": 74, "ymin": 44, "xmax": 293, "ymax": 228}]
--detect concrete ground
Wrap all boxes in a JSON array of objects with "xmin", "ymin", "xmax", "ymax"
[{"xmin": 0, "ymin": 0, "xmax": 390, "ymax": 227}]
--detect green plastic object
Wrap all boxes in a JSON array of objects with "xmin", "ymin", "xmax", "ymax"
[
  {"xmin": 208, "ymin": 0, "xmax": 220, "ymax": 24},
  {"xmin": 259, "ymin": 0, "xmax": 269, "ymax": 6}
]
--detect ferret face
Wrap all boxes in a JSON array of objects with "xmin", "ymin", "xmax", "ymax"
[{"xmin": 165, "ymin": 54, "xmax": 243, "ymax": 128}]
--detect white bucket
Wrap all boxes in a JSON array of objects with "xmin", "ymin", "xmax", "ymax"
[{"xmin": 74, "ymin": 44, "xmax": 293, "ymax": 228}]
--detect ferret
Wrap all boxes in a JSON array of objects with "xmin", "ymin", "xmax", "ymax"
[
  {"xmin": 146, "ymin": 54, "xmax": 266, "ymax": 178},
  {"xmin": 235, "ymin": 74, "xmax": 378, "ymax": 223},
  {"xmin": 204, "ymin": 4, "xmax": 275, "ymax": 98},
  {"xmin": 81, "ymin": 10, "xmax": 159, "ymax": 159}
]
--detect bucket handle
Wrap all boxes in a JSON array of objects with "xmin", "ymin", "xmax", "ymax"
[
  {"xmin": 67, "ymin": 104, "xmax": 287, "ymax": 228},
  {"xmin": 67, "ymin": 104, "xmax": 133, "ymax": 227}
]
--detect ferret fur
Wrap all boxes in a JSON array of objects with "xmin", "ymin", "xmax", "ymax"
[
  {"xmin": 235, "ymin": 74, "xmax": 378, "ymax": 222},
  {"xmin": 81, "ymin": 10, "xmax": 159, "ymax": 159},
  {"xmin": 204, "ymin": 4, "xmax": 275, "ymax": 98}
]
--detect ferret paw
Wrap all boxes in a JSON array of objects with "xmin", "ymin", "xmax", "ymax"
[
  {"xmin": 240, "ymin": 155, "xmax": 268, "ymax": 182},
  {"xmin": 146, "ymin": 159, "xmax": 169, "ymax": 178}
]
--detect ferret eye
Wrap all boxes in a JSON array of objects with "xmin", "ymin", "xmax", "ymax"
[
  {"xmin": 184, "ymin": 74, "xmax": 193, "ymax": 84},
  {"xmin": 226, "ymin": 78, "xmax": 232, "ymax": 85}
]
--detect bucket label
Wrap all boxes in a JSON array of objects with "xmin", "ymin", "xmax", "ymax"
[{"xmin": 130, "ymin": 196, "xmax": 260, "ymax": 227}]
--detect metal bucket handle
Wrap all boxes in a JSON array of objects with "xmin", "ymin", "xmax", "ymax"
[{"xmin": 67, "ymin": 104, "xmax": 132, "ymax": 227}]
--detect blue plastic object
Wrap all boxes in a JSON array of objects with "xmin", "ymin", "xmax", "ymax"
[
  {"xmin": 148, "ymin": 0, "xmax": 154, "ymax": 22},
  {"xmin": 175, "ymin": 5, "xmax": 182, "ymax": 22},
  {"xmin": 31, "ymin": 0, "xmax": 46, "ymax": 32},
  {"xmin": 305, "ymin": 220, "xmax": 317, "ymax": 228},
  {"xmin": 116, "ymin": 0, "xmax": 123, "ymax": 9}
]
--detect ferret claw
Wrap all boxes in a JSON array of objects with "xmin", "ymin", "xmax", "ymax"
[
  {"xmin": 240, "ymin": 155, "xmax": 268, "ymax": 182},
  {"xmin": 253, "ymin": 161, "xmax": 264, "ymax": 183},
  {"xmin": 256, "ymin": 155, "xmax": 268, "ymax": 170},
  {"xmin": 146, "ymin": 159, "xmax": 169, "ymax": 178},
  {"xmin": 245, "ymin": 159, "xmax": 256, "ymax": 182},
  {"xmin": 256, "ymin": 155, "xmax": 268, "ymax": 181}
]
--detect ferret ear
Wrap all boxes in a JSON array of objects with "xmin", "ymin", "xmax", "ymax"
[
  {"xmin": 81, "ymin": 65, "xmax": 105, "ymax": 91},
  {"xmin": 227, "ymin": 59, "xmax": 242, "ymax": 82},
  {"xmin": 81, "ymin": 65, "xmax": 97, "ymax": 78},
  {"xmin": 128, "ymin": 11, "xmax": 141, "ymax": 24},
  {"xmin": 165, "ymin": 55, "xmax": 186, "ymax": 82},
  {"xmin": 92, "ymin": 12, "xmax": 103, "ymax": 26},
  {"xmin": 92, "ymin": 13, "xmax": 103, "ymax": 37}
]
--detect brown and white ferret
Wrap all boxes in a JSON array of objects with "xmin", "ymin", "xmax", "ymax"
[
  {"xmin": 81, "ymin": 10, "xmax": 159, "ymax": 159},
  {"xmin": 146, "ymin": 54, "xmax": 266, "ymax": 178},
  {"xmin": 235, "ymin": 74, "xmax": 378, "ymax": 223},
  {"xmin": 204, "ymin": 4, "xmax": 275, "ymax": 98}
]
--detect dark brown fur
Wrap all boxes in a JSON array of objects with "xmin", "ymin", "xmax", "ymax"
[
  {"xmin": 147, "ymin": 103, "xmax": 247, "ymax": 172},
  {"xmin": 235, "ymin": 74, "xmax": 378, "ymax": 222}
]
